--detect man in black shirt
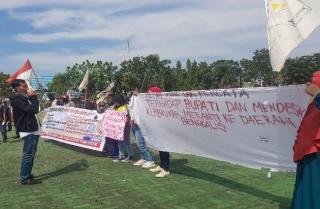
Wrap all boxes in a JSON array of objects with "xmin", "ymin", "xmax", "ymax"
[{"xmin": 10, "ymin": 79, "xmax": 41, "ymax": 185}]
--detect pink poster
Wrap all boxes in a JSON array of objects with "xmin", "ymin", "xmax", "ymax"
[{"xmin": 102, "ymin": 110, "xmax": 127, "ymax": 140}]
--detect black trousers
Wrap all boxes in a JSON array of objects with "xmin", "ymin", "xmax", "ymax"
[
  {"xmin": 7, "ymin": 122, "xmax": 12, "ymax": 131},
  {"xmin": 159, "ymin": 151, "xmax": 170, "ymax": 171},
  {"xmin": 0, "ymin": 124, "xmax": 7, "ymax": 142}
]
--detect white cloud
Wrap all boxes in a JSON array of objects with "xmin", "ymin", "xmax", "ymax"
[
  {"xmin": 3, "ymin": 46, "xmax": 129, "ymax": 75},
  {"xmin": 1, "ymin": 0, "xmax": 318, "ymax": 75},
  {"xmin": 1, "ymin": 0, "xmax": 194, "ymax": 10},
  {"xmin": 11, "ymin": 3, "xmax": 267, "ymax": 68},
  {"xmin": 13, "ymin": 2, "xmax": 265, "ymax": 45},
  {"xmin": 9, "ymin": 9, "xmax": 110, "ymax": 29},
  {"xmin": 15, "ymin": 29, "xmax": 127, "ymax": 43}
]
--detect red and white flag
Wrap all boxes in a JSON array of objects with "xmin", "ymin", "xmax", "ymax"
[{"xmin": 6, "ymin": 59, "xmax": 33, "ymax": 83}]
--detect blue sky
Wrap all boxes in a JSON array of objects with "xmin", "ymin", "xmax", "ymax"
[{"xmin": 0, "ymin": 0, "xmax": 319, "ymax": 76}]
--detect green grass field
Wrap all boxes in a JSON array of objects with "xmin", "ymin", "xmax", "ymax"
[{"xmin": 0, "ymin": 130, "xmax": 295, "ymax": 209}]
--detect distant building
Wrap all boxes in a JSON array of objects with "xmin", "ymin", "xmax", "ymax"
[{"xmin": 30, "ymin": 75, "xmax": 54, "ymax": 90}]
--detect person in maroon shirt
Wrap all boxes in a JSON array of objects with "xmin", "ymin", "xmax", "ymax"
[{"xmin": 291, "ymin": 71, "xmax": 320, "ymax": 209}]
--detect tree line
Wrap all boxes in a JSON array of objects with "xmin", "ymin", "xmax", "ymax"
[
  {"xmin": 48, "ymin": 48, "xmax": 320, "ymax": 97},
  {"xmin": 1, "ymin": 48, "xmax": 320, "ymax": 98}
]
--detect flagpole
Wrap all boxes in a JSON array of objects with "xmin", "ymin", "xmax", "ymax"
[
  {"xmin": 27, "ymin": 60, "xmax": 42, "ymax": 89},
  {"xmin": 84, "ymin": 89, "xmax": 87, "ymax": 108},
  {"xmin": 30, "ymin": 63, "xmax": 47, "ymax": 111},
  {"xmin": 140, "ymin": 71, "xmax": 147, "ymax": 91},
  {"xmin": 31, "ymin": 68, "xmax": 43, "ymax": 90}
]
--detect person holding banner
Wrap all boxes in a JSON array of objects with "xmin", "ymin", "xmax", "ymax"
[
  {"xmin": 10, "ymin": 79, "xmax": 41, "ymax": 185},
  {"xmin": 146, "ymin": 86, "xmax": 171, "ymax": 178},
  {"xmin": 62, "ymin": 94, "xmax": 75, "ymax": 107},
  {"xmin": 103, "ymin": 93, "xmax": 120, "ymax": 159},
  {"xmin": 291, "ymin": 71, "xmax": 320, "ymax": 209},
  {"xmin": 128, "ymin": 88, "xmax": 155, "ymax": 168},
  {"xmin": 97, "ymin": 99, "xmax": 119, "ymax": 159},
  {"xmin": 112, "ymin": 95, "xmax": 133, "ymax": 162},
  {"xmin": 44, "ymin": 93, "xmax": 55, "ymax": 108}
]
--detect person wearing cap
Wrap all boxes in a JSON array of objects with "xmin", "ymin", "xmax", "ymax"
[
  {"xmin": 146, "ymin": 86, "xmax": 171, "ymax": 178},
  {"xmin": 128, "ymin": 88, "xmax": 155, "ymax": 169},
  {"xmin": 291, "ymin": 71, "xmax": 320, "ymax": 209}
]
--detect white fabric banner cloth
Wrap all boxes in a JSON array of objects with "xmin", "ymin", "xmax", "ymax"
[
  {"xmin": 135, "ymin": 85, "xmax": 309, "ymax": 171},
  {"xmin": 265, "ymin": 0, "xmax": 320, "ymax": 71}
]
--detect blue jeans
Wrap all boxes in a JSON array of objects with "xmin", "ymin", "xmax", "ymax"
[
  {"xmin": 20, "ymin": 134, "xmax": 39, "ymax": 183},
  {"xmin": 118, "ymin": 126, "xmax": 133, "ymax": 159},
  {"xmin": 132, "ymin": 124, "xmax": 152, "ymax": 161},
  {"xmin": 105, "ymin": 137, "xmax": 119, "ymax": 157}
]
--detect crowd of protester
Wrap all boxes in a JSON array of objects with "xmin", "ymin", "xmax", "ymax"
[
  {"xmin": 93, "ymin": 86, "xmax": 171, "ymax": 178},
  {"xmin": 52, "ymin": 86, "xmax": 170, "ymax": 177},
  {"xmin": 1, "ymin": 83, "xmax": 171, "ymax": 183}
]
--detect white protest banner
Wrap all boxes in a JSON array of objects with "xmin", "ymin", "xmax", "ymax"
[
  {"xmin": 265, "ymin": 0, "xmax": 320, "ymax": 71},
  {"xmin": 135, "ymin": 85, "xmax": 309, "ymax": 171},
  {"xmin": 102, "ymin": 109, "xmax": 127, "ymax": 140},
  {"xmin": 42, "ymin": 106, "xmax": 105, "ymax": 151}
]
